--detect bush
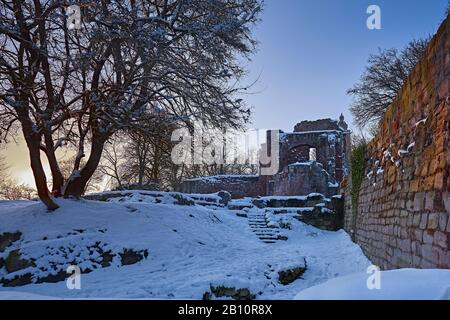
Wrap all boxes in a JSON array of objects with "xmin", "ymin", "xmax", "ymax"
[{"xmin": 350, "ymin": 142, "xmax": 367, "ymax": 219}]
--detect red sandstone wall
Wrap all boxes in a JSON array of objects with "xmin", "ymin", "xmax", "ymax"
[
  {"xmin": 344, "ymin": 13, "xmax": 450, "ymax": 269},
  {"xmin": 178, "ymin": 176, "xmax": 267, "ymax": 199}
]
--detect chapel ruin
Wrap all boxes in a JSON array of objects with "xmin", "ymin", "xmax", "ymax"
[{"xmin": 179, "ymin": 114, "xmax": 351, "ymax": 198}]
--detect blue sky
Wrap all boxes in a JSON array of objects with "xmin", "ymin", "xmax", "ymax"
[{"xmin": 244, "ymin": 0, "xmax": 448, "ymax": 132}]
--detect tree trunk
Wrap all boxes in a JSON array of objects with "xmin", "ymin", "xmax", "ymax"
[
  {"xmin": 43, "ymin": 132, "xmax": 64, "ymax": 197},
  {"xmin": 16, "ymin": 98, "xmax": 59, "ymax": 210},
  {"xmin": 27, "ymin": 139, "xmax": 59, "ymax": 210},
  {"xmin": 64, "ymin": 136, "xmax": 106, "ymax": 198}
]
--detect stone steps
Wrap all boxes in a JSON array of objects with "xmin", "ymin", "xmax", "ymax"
[
  {"xmin": 247, "ymin": 211, "xmax": 287, "ymax": 244},
  {"xmin": 253, "ymin": 193, "xmax": 331, "ymax": 209},
  {"xmin": 254, "ymin": 231, "xmax": 279, "ymax": 235}
]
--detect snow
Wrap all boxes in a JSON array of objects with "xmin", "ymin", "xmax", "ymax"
[
  {"xmin": 0, "ymin": 193, "xmax": 371, "ymax": 299},
  {"xmin": 324, "ymin": 133, "xmax": 336, "ymax": 143},
  {"xmin": 264, "ymin": 207, "xmax": 315, "ymax": 213},
  {"xmin": 397, "ymin": 141, "xmax": 415, "ymax": 158},
  {"xmin": 280, "ymin": 130, "xmax": 343, "ymax": 142},
  {"xmin": 382, "ymin": 149, "xmax": 395, "ymax": 163},
  {"xmin": 184, "ymin": 175, "xmax": 258, "ymax": 182},
  {"xmin": 228, "ymin": 198, "xmax": 253, "ymax": 207},
  {"xmin": 0, "ymin": 291, "xmax": 59, "ymax": 300},
  {"xmin": 320, "ymin": 208, "xmax": 334, "ymax": 214},
  {"xmin": 1, "ymin": 193, "xmax": 446, "ymax": 300},
  {"xmin": 288, "ymin": 161, "xmax": 317, "ymax": 167},
  {"xmin": 328, "ymin": 181, "xmax": 338, "ymax": 188},
  {"xmin": 414, "ymin": 118, "xmax": 427, "ymax": 127},
  {"xmin": 259, "ymin": 193, "xmax": 327, "ymax": 202},
  {"xmin": 88, "ymin": 190, "xmax": 226, "ymax": 207},
  {"xmin": 294, "ymin": 269, "xmax": 450, "ymax": 300}
]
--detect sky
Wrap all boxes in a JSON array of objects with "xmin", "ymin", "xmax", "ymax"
[
  {"xmin": 243, "ymin": 0, "xmax": 449, "ymax": 131},
  {"xmin": 1, "ymin": 0, "xmax": 449, "ymax": 186}
]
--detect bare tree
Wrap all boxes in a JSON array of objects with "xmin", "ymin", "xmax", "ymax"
[
  {"xmin": 58, "ymin": 157, "xmax": 104, "ymax": 194},
  {"xmin": 169, "ymin": 127, "xmax": 260, "ymax": 186},
  {"xmin": 0, "ymin": 0, "xmax": 263, "ymax": 209},
  {"xmin": 348, "ymin": 38, "xmax": 429, "ymax": 130},
  {"xmin": 100, "ymin": 114, "xmax": 175, "ymax": 190},
  {"xmin": 0, "ymin": 154, "xmax": 37, "ymax": 200},
  {"xmin": 0, "ymin": 182, "xmax": 37, "ymax": 200},
  {"xmin": 99, "ymin": 138, "xmax": 127, "ymax": 190},
  {"xmin": 0, "ymin": 153, "xmax": 9, "ymax": 181},
  {"xmin": 100, "ymin": 121, "xmax": 259, "ymax": 191}
]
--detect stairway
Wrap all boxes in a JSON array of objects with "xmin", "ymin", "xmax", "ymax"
[{"xmin": 247, "ymin": 210, "xmax": 288, "ymax": 244}]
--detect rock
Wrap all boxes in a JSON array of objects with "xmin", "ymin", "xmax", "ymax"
[
  {"xmin": 236, "ymin": 212, "xmax": 248, "ymax": 218},
  {"xmin": 0, "ymin": 231, "xmax": 21, "ymax": 252},
  {"xmin": 172, "ymin": 194, "xmax": 195, "ymax": 206},
  {"xmin": 296, "ymin": 207, "xmax": 341, "ymax": 231},
  {"xmin": 217, "ymin": 191, "xmax": 231, "ymax": 206},
  {"xmin": 83, "ymin": 192, "xmax": 132, "ymax": 201},
  {"xmin": 202, "ymin": 291, "xmax": 211, "ymax": 300},
  {"xmin": 279, "ymin": 221, "xmax": 291, "ymax": 229},
  {"xmin": 262, "ymin": 194, "xmax": 328, "ymax": 208},
  {"xmin": 0, "ymin": 243, "xmax": 150, "ymax": 286},
  {"xmin": 236, "ymin": 288, "xmax": 252, "ymax": 299},
  {"xmin": 228, "ymin": 204, "xmax": 253, "ymax": 210},
  {"xmin": 120, "ymin": 249, "xmax": 148, "ymax": 266},
  {"xmin": 117, "ymin": 183, "xmax": 160, "ymax": 191},
  {"xmin": 209, "ymin": 285, "xmax": 255, "ymax": 300},
  {"xmin": 266, "ymin": 198, "xmax": 307, "ymax": 208},
  {"xmin": 278, "ymin": 261, "xmax": 307, "ymax": 285},
  {"xmin": 36, "ymin": 271, "xmax": 67, "ymax": 284},
  {"xmin": 5, "ymin": 250, "xmax": 35, "ymax": 273},
  {"xmin": 101, "ymin": 251, "xmax": 114, "ymax": 267},
  {"xmin": 251, "ymin": 198, "xmax": 266, "ymax": 209},
  {"xmin": 306, "ymin": 193, "xmax": 325, "ymax": 202},
  {"xmin": 2, "ymin": 273, "xmax": 33, "ymax": 287},
  {"xmin": 271, "ymin": 209, "xmax": 290, "ymax": 214}
]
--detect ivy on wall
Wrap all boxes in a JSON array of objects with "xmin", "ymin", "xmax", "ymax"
[{"xmin": 350, "ymin": 142, "xmax": 367, "ymax": 237}]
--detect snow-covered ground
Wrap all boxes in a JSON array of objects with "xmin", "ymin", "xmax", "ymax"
[
  {"xmin": 0, "ymin": 192, "xmax": 371, "ymax": 299},
  {"xmin": 295, "ymin": 269, "xmax": 450, "ymax": 300},
  {"xmin": 1, "ymin": 192, "xmax": 447, "ymax": 300}
]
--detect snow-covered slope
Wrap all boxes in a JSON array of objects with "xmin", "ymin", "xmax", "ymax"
[
  {"xmin": 294, "ymin": 269, "xmax": 450, "ymax": 300},
  {"xmin": 0, "ymin": 192, "xmax": 371, "ymax": 299}
]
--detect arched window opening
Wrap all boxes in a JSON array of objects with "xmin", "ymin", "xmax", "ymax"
[{"xmin": 309, "ymin": 147, "xmax": 317, "ymax": 161}]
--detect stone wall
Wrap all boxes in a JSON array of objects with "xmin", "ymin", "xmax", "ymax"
[
  {"xmin": 271, "ymin": 161, "xmax": 333, "ymax": 197},
  {"xmin": 294, "ymin": 118, "xmax": 342, "ymax": 132},
  {"xmin": 178, "ymin": 175, "xmax": 266, "ymax": 199},
  {"xmin": 343, "ymin": 14, "xmax": 450, "ymax": 269}
]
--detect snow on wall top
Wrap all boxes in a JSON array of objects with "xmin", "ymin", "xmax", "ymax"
[{"xmin": 183, "ymin": 174, "xmax": 259, "ymax": 182}]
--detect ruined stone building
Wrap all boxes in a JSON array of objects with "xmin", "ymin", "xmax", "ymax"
[{"xmin": 179, "ymin": 115, "xmax": 351, "ymax": 198}]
